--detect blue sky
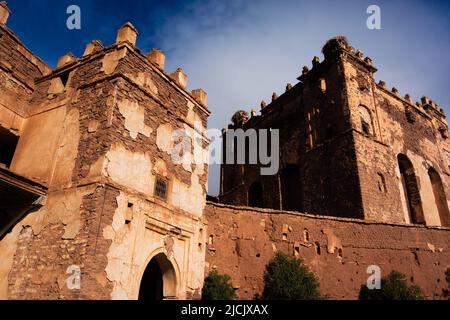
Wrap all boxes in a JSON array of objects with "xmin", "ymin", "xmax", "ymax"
[{"xmin": 5, "ymin": 0, "xmax": 450, "ymax": 195}]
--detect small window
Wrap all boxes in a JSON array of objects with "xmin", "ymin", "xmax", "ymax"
[
  {"xmin": 359, "ymin": 105, "xmax": 373, "ymax": 136},
  {"xmin": 248, "ymin": 181, "xmax": 263, "ymax": 208},
  {"xmin": 405, "ymin": 107, "xmax": 416, "ymax": 123},
  {"xmin": 303, "ymin": 229, "xmax": 310, "ymax": 242},
  {"xmin": 325, "ymin": 125, "xmax": 334, "ymax": 140},
  {"xmin": 294, "ymin": 243, "xmax": 300, "ymax": 257},
  {"xmin": 315, "ymin": 242, "xmax": 321, "ymax": 255},
  {"xmin": 125, "ymin": 202, "xmax": 133, "ymax": 224},
  {"xmin": 361, "ymin": 121, "xmax": 371, "ymax": 135},
  {"xmin": 154, "ymin": 176, "xmax": 168, "ymax": 200},
  {"xmin": 377, "ymin": 173, "xmax": 387, "ymax": 193}
]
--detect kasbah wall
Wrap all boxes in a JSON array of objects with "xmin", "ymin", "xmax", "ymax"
[
  {"xmin": 205, "ymin": 203, "xmax": 449, "ymax": 299},
  {"xmin": 0, "ymin": 2, "xmax": 209, "ymax": 300},
  {"xmin": 0, "ymin": 2, "xmax": 449, "ymax": 300}
]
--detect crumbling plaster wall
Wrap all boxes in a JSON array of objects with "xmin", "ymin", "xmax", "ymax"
[
  {"xmin": 205, "ymin": 202, "xmax": 450, "ymax": 300},
  {"xmin": 220, "ymin": 57, "xmax": 365, "ymax": 218},
  {"xmin": 0, "ymin": 24, "xmax": 50, "ymax": 121},
  {"xmin": 1, "ymin": 185, "xmax": 117, "ymax": 300},
  {"xmin": 342, "ymin": 58, "xmax": 449, "ymax": 225},
  {"xmin": 1, "ymin": 39, "xmax": 209, "ymax": 300},
  {"xmin": 97, "ymin": 48, "xmax": 209, "ymax": 298},
  {"xmin": 104, "ymin": 190, "xmax": 206, "ymax": 300}
]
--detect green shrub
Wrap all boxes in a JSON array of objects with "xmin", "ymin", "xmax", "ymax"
[
  {"xmin": 444, "ymin": 267, "xmax": 450, "ymax": 299},
  {"xmin": 202, "ymin": 270, "xmax": 237, "ymax": 300},
  {"xmin": 359, "ymin": 270, "xmax": 423, "ymax": 300},
  {"xmin": 262, "ymin": 251, "xmax": 322, "ymax": 300},
  {"xmin": 446, "ymin": 267, "xmax": 450, "ymax": 287}
]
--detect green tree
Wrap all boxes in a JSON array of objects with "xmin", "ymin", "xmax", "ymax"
[
  {"xmin": 359, "ymin": 270, "xmax": 423, "ymax": 300},
  {"xmin": 262, "ymin": 251, "xmax": 322, "ymax": 300},
  {"xmin": 202, "ymin": 270, "xmax": 237, "ymax": 300}
]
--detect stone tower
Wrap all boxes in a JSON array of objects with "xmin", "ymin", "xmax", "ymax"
[
  {"xmin": 0, "ymin": 2, "xmax": 210, "ymax": 299},
  {"xmin": 220, "ymin": 36, "xmax": 450, "ymax": 226}
]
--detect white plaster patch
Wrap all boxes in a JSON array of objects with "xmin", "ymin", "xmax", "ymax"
[
  {"xmin": 156, "ymin": 123, "xmax": 174, "ymax": 154},
  {"xmin": 154, "ymin": 159, "xmax": 168, "ymax": 177},
  {"xmin": 117, "ymin": 99, "xmax": 152, "ymax": 139},
  {"xmin": 101, "ymin": 48, "xmax": 127, "ymax": 75},
  {"xmin": 171, "ymin": 173, "xmax": 205, "ymax": 217},
  {"xmin": 322, "ymin": 229, "xmax": 343, "ymax": 254},
  {"xmin": 104, "ymin": 191, "xmax": 204, "ymax": 300},
  {"xmin": 23, "ymin": 190, "xmax": 86, "ymax": 240},
  {"xmin": 104, "ymin": 192, "xmax": 136, "ymax": 300},
  {"xmin": 51, "ymin": 108, "xmax": 80, "ymax": 188},
  {"xmin": 104, "ymin": 143, "xmax": 154, "ymax": 195},
  {"xmin": 185, "ymin": 100, "xmax": 202, "ymax": 127},
  {"xmin": 47, "ymin": 77, "xmax": 65, "ymax": 95},
  {"xmin": 126, "ymin": 72, "xmax": 158, "ymax": 96},
  {"xmin": 156, "ymin": 120, "xmax": 208, "ymax": 175}
]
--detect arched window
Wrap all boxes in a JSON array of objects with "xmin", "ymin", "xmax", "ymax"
[
  {"xmin": 248, "ymin": 182, "xmax": 263, "ymax": 208},
  {"xmin": 358, "ymin": 105, "xmax": 373, "ymax": 136},
  {"xmin": 280, "ymin": 164, "xmax": 301, "ymax": 211},
  {"xmin": 398, "ymin": 154, "xmax": 425, "ymax": 224},
  {"xmin": 428, "ymin": 167, "xmax": 450, "ymax": 226}
]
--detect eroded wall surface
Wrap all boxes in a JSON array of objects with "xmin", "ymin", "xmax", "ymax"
[
  {"xmin": 0, "ymin": 18, "xmax": 209, "ymax": 300},
  {"xmin": 342, "ymin": 52, "xmax": 450, "ymax": 226},
  {"xmin": 219, "ymin": 37, "xmax": 450, "ymax": 228},
  {"xmin": 205, "ymin": 202, "xmax": 450, "ymax": 300}
]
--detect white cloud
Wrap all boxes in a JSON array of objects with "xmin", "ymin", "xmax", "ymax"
[{"xmin": 140, "ymin": 0, "xmax": 450, "ymax": 195}]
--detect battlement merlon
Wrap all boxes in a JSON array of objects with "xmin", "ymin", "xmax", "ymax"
[
  {"xmin": 0, "ymin": 1, "xmax": 11, "ymax": 25},
  {"xmin": 263, "ymin": 36, "xmax": 447, "ymax": 130},
  {"xmin": 34, "ymin": 21, "xmax": 210, "ymax": 115},
  {"xmin": 297, "ymin": 36, "xmax": 378, "ymax": 85},
  {"xmin": 321, "ymin": 36, "xmax": 448, "ymax": 126}
]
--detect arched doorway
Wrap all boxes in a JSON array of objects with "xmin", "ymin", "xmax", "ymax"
[
  {"xmin": 138, "ymin": 253, "xmax": 177, "ymax": 300},
  {"xmin": 397, "ymin": 154, "xmax": 425, "ymax": 224},
  {"xmin": 428, "ymin": 167, "xmax": 450, "ymax": 226}
]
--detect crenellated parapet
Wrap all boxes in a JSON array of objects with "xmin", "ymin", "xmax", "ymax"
[
  {"xmin": 221, "ymin": 35, "xmax": 450, "ymax": 227},
  {"xmin": 33, "ymin": 21, "xmax": 209, "ymax": 114}
]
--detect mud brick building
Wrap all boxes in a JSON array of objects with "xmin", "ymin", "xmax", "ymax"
[
  {"xmin": 220, "ymin": 37, "xmax": 450, "ymax": 227},
  {"xmin": 213, "ymin": 36, "xmax": 450, "ymax": 299},
  {"xmin": 0, "ymin": 2, "xmax": 449, "ymax": 300},
  {"xmin": 0, "ymin": 2, "xmax": 210, "ymax": 299}
]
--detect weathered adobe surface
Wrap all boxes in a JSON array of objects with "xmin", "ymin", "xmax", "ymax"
[
  {"xmin": 342, "ymin": 54, "xmax": 450, "ymax": 225},
  {"xmin": 219, "ymin": 44, "xmax": 369, "ymax": 218},
  {"xmin": 7, "ymin": 185, "xmax": 118, "ymax": 300},
  {"xmin": 205, "ymin": 202, "xmax": 450, "ymax": 300},
  {"xmin": 219, "ymin": 37, "xmax": 450, "ymax": 228},
  {"xmin": 0, "ymin": 23, "xmax": 50, "ymax": 135},
  {"xmin": 1, "ymin": 18, "xmax": 209, "ymax": 299}
]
